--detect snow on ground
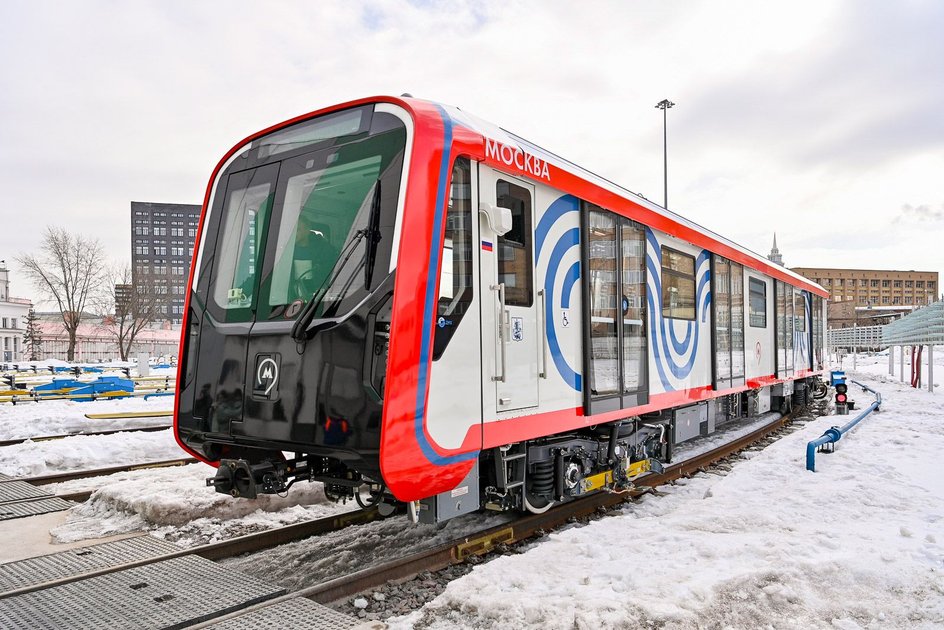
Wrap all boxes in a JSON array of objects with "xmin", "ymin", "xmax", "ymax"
[
  {"xmin": 0, "ymin": 428, "xmax": 183, "ymax": 477},
  {"xmin": 390, "ymin": 368, "xmax": 944, "ymax": 629},
  {"xmin": 0, "ymin": 388, "xmax": 355, "ymax": 553},
  {"xmin": 0, "ymin": 396, "xmax": 172, "ymax": 440},
  {"xmin": 48, "ymin": 463, "xmax": 353, "ymax": 547}
]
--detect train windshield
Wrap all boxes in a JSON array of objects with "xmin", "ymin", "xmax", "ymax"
[{"xmin": 202, "ymin": 107, "xmax": 406, "ymax": 323}]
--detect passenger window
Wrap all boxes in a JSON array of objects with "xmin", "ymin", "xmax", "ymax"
[
  {"xmin": 794, "ymin": 290, "xmax": 806, "ymax": 332},
  {"xmin": 661, "ymin": 247, "xmax": 695, "ymax": 320},
  {"xmin": 749, "ymin": 278, "xmax": 767, "ymax": 327},
  {"xmin": 497, "ymin": 180, "xmax": 533, "ymax": 307},
  {"xmin": 433, "ymin": 158, "xmax": 473, "ymax": 360}
]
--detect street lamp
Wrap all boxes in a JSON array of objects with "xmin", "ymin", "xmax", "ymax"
[{"xmin": 655, "ymin": 99, "xmax": 675, "ymax": 209}]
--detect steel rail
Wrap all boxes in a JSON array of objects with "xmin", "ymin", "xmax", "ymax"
[
  {"xmin": 0, "ymin": 425, "xmax": 172, "ymax": 448},
  {"xmin": 9, "ymin": 457, "xmax": 198, "ymax": 486}
]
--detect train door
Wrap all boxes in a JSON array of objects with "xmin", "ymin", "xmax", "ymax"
[
  {"xmin": 712, "ymin": 256, "xmax": 745, "ymax": 390},
  {"xmin": 479, "ymin": 168, "xmax": 540, "ymax": 413},
  {"xmin": 189, "ymin": 162, "xmax": 280, "ymax": 436},
  {"xmin": 583, "ymin": 205, "xmax": 648, "ymax": 414}
]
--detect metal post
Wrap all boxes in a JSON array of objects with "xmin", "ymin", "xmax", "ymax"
[
  {"xmin": 853, "ymin": 323, "xmax": 857, "ymax": 371},
  {"xmin": 655, "ymin": 99, "xmax": 675, "ymax": 209},
  {"xmin": 889, "ymin": 345, "xmax": 894, "ymax": 376},
  {"xmin": 900, "ymin": 345, "xmax": 905, "ymax": 383},
  {"xmin": 930, "ymin": 344, "xmax": 935, "ymax": 394}
]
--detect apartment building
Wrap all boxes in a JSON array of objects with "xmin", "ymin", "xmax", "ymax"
[{"xmin": 790, "ymin": 267, "xmax": 938, "ymax": 308}]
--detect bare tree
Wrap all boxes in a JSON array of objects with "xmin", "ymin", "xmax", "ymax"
[
  {"xmin": 16, "ymin": 227, "xmax": 107, "ymax": 361},
  {"xmin": 95, "ymin": 263, "xmax": 163, "ymax": 361}
]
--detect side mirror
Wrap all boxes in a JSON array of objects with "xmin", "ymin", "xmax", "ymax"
[{"xmin": 479, "ymin": 202, "xmax": 513, "ymax": 236}]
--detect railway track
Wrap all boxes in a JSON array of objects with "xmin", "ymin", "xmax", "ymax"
[
  {"xmin": 295, "ymin": 404, "xmax": 828, "ymax": 610},
  {"xmin": 0, "ymin": 402, "xmax": 826, "ymax": 628},
  {"xmin": 0, "ymin": 425, "xmax": 172, "ymax": 448}
]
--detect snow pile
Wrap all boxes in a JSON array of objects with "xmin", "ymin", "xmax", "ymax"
[
  {"xmin": 391, "ymin": 373, "xmax": 944, "ymax": 629},
  {"xmin": 0, "ymin": 428, "xmax": 183, "ymax": 477},
  {"xmin": 50, "ymin": 463, "xmax": 352, "ymax": 546},
  {"xmin": 0, "ymin": 396, "xmax": 172, "ymax": 440}
]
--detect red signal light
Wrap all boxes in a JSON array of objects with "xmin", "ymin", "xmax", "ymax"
[{"xmin": 835, "ymin": 392, "xmax": 848, "ymax": 404}]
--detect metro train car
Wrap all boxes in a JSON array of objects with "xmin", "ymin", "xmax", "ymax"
[{"xmin": 173, "ymin": 96, "xmax": 828, "ymax": 523}]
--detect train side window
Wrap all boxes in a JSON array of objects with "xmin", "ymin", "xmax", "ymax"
[
  {"xmin": 794, "ymin": 290, "xmax": 806, "ymax": 332},
  {"xmin": 661, "ymin": 247, "xmax": 695, "ymax": 320},
  {"xmin": 433, "ymin": 158, "xmax": 473, "ymax": 360},
  {"xmin": 588, "ymin": 210, "xmax": 619, "ymax": 396},
  {"xmin": 749, "ymin": 277, "xmax": 767, "ymax": 327},
  {"xmin": 497, "ymin": 180, "xmax": 533, "ymax": 307}
]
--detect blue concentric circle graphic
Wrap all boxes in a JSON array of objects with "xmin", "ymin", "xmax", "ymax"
[{"xmin": 535, "ymin": 195, "xmax": 582, "ymax": 391}]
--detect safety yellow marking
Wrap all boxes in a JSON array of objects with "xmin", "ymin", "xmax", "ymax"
[
  {"xmin": 455, "ymin": 527, "xmax": 515, "ymax": 561},
  {"xmin": 84, "ymin": 410, "xmax": 174, "ymax": 420},
  {"xmin": 626, "ymin": 459, "xmax": 652, "ymax": 479},
  {"xmin": 581, "ymin": 470, "xmax": 613, "ymax": 493}
]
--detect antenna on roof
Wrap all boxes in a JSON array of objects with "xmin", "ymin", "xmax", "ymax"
[{"xmin": 400, "ymin": 93, "xmax": 413, "ymax": 98}]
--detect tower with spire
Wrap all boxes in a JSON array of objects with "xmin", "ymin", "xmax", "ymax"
[{"xmin": 768, "ymin": 233, "xmax": 784, "ymax": 266}]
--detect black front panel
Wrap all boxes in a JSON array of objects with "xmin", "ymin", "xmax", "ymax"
[{"xmin": 176, "ymin": 106, "xmax": 405, "ymax": 475}]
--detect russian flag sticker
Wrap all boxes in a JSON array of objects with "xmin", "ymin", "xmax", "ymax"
[{"xmin": 481, "ymin": 240, "xmax": 493, "ymax": 252}]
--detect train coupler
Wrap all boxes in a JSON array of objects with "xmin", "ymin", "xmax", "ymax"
[{"xmin": 208, "ymin": 458, "xmax": 294, "ymax": 499}]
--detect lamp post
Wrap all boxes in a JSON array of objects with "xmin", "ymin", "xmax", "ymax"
[{"xmin": 655, "ymin": 99, "xmax": 675, "ymax": 209}]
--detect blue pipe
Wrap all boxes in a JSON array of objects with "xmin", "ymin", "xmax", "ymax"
[{"xmin": 805, "ymin": 380, "xmax": 882, "ymax": 472}]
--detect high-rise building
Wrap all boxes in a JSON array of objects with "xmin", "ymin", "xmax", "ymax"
[{"xmin": 131, "ymin": 201, "xmax": 201, "ymax": 325}]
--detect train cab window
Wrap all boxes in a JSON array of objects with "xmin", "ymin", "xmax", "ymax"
[
  {"xmin": 749, "ymin": 278, "xmax": 767, "ymax": 327},
  {"xmin": 209, "ymin": 163, "xmax": 279, "ymax": 321},
  {"xmin": 661, "ymin": 247, "xmax": 695, "ymax": 320},
  {"xmin": 434, "ymin": 158, "xmax": 473, "ymax": 359},
  {"xmin": 497, "ymin": 180, "xmax": 533, "ymax": 307}
]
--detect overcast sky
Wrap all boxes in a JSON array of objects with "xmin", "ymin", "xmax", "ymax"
[{"xmin": 1, "ymin": 0, "xmax": 942, "ymax": 303}]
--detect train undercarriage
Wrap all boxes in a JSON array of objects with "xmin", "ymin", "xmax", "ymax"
[{"xmin": 208, "ymin": 378, "xmax": 824, "ymax": 524}]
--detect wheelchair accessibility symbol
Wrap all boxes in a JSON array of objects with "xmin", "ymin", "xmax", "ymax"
[{"xmin": 561, "ymin": 310, "xmax": 570, "ymax": 328}]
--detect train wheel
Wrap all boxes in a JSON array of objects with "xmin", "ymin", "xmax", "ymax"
[{"xmin": 523, "ymin": 492, "xmax": 555, "ymax": 514}]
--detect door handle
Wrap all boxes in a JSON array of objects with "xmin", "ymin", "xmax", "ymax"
[{"xmin": 491, "ymin": 283, "xmax": 506, "ymax": 382}]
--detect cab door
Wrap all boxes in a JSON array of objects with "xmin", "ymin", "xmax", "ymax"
[{"xmin": 479, "ymin": 168, "xmax": 540, "ymax": 413}]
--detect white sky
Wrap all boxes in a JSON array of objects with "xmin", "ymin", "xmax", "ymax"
[{"xmin": 1, "ymin": 0, "xmax": 942, "ymax": 303}]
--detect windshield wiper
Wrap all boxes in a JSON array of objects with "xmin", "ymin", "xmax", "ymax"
[
  {"xmin": 363, "ymin": 179, "xmax": 382, "ymax": 290},
  {"xmin": 290, "ymin": 230, "xmax": 366, "ymax": 342},
  {"xmin": 290, "ymin": 179, "xmax": 383, "ymax": 342}
]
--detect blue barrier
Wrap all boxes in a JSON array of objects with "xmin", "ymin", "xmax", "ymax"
[
  {"xmin": 68, "ymin": 376, "xmax": 135, "ymax": 401},
  {"xmin": 33, "ymin": 379, "xmax": 84, "ymax": 394},
  {"xmin": 143, "ymin": 392, "xmax": 175, "ymax": 400},
  {"xmin": 806, "ymin": 380, "xmax": 882, "ymax": 472}
]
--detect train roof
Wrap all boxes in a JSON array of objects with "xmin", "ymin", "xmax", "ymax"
[{"xmin": 431, "ymin": 99, "xmax": 828, "ymax": 298}]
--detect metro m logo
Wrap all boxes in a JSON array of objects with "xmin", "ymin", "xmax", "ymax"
[{"xmin": 253, "ymin": 353, "xmax": 281, "ymax": 400}]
